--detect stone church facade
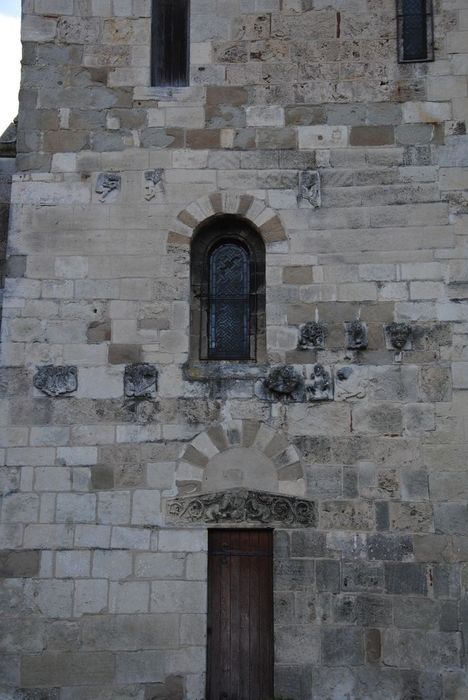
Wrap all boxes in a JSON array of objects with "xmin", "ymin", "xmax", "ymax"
[{"xmin": 1, "ymin": 0, "xmax": 468, "ymax": 698}]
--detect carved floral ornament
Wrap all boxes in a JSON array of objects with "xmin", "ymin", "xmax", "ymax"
[
  {"xmin": 33, "ymin": 365, "xmax": 78, "ymax": 397},
  {"xmin": 256, "ymin": 364, "xmax": 334, "ymax": 402},
  {"xmin": 166, "ymin": 488, "xmax": 316, "ymax": 528}
]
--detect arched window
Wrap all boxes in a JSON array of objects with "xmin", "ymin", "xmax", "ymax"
[{"xmin": 190, "ymin": 215, "xmax": 266, "ymax": 363}]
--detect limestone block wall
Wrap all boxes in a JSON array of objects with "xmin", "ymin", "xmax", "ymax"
[{"xmin": 0, "ymin": 0, "xmax": 468, "ymax": 698}]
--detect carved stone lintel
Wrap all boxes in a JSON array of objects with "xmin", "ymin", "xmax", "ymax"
[
  {"xmin": 96, "ymin": 172, "xmax": 121, "ymax": 202},
  {"xmin": 33, "ymin": 365, "xmax": 78, "ymax": 397},
  {"xmin": 298, "ymin": 321, "xmax": 327, "ymax": 350},
  {"xmin": 305, "ymin": 363, "xmax": 333, "ymax": 401},
  {"xmin": 385, "ymin": 322, "xmax": 412, "ymax": 351},
  {"xmin": 297, "ymin": 170, "xmax": 321, "ymax": 208},
  {"xmin": 124, "ymin": 363, "xmax": 158, "ymax": 398},
  {"xmin": 144, "ymin": 169, "xmax": 165, "ymax": 200},
  {"xmin": 345, "ymin": 320, "xmax": 368, "ymax": 350},
  {"xmin": 166, "ymin": 488, "xmax": 316, "ymax": 527}
]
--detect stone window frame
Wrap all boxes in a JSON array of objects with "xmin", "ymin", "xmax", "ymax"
[{"xmin": 188, "ymin": 214, "xmax": 267, "ymax": 376}]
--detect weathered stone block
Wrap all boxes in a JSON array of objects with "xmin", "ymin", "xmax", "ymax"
[
  {"xmin": 0, "ymin": 550, "xmax": 40, "ymax": 578},
  {"xmin": 275, "ymin": 625, "xmax": 320, "ymax": 664},
  {"xmin": 21, "ymin": 652, "xmax": 115, "ymax": 687},
  {"xmin": 342, "ymin": 562, "xmax": 384, "ymax": 593},
  {"xmin": 384, "ymin": 563, "xmax": 427, "ymax": 595},
  {"xmin": 321, "ymin": 627, "xmax": 364, "ymax": 666}
]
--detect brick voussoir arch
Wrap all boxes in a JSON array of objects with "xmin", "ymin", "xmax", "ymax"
[
  {"xmin": 175, "ymin": 419, "xmax": 304, "ymax": 496},
  {"xmin": 166, "ymin": 192, "xmax": 287, "ymax": 250}
]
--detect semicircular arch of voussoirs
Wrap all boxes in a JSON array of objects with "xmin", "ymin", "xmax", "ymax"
[
  {"xmin": 166, "ymin": 192, "xmax": 287, "ymax": 251},
  {"xmin": 175, "ymin": 419, "xmax": 305, "ymax": 496}
]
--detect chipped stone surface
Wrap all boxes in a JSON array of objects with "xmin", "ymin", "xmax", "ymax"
[
  {"xmin": 124, "ymin": 363, "xmax": 158, "ymax": 398},
  {"xmin": 95, "ymin": 172, "xmax": 121, "ymax": 202}
]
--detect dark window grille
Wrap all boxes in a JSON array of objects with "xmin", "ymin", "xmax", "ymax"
[
  {"xmin": 190, "ymin": 215, "xmax": 266, "ymax": 364},
  {"xmin": 208, "ymin": 242, "xmax": 251, "ymax": 360},
  {"xmin": 151, "ymin": 0, "xmax": 190, "ymax": 87},
  {"xmin": 397, "ymin": 0, "xmax": 434, "ymax": 63}
]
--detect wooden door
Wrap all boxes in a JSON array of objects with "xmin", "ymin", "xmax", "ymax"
[{"xmin": 207, "ymin": 529, "xmax": 274, "ymax": 700}]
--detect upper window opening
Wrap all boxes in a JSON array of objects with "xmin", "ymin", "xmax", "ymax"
[
  {"xmin": 190, "ymin": 216, "xmax": 266, "ymax": 364},
  {"xmin": 397, "ymin": 0, "xmax": 434, "ymax": 63},
  {"xmin": 151, "ymin": 0, "xmax": 190, "ymax": 87}
]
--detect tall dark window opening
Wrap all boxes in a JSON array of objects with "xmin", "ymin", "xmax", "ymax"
[
  {"xmin": 209, "ymin": 242, "xmax": 251, "ymax": 360},
  {"xmin": 397, "ymin": 0, "xmax": 434, "ymax": 63},
  {"xmin": 190, "ymin": 216, "xmax": 266, "ymax": 363},
  {"xmin": 151, "ymin": 0, "xmax": 190, "ymax": 87}
]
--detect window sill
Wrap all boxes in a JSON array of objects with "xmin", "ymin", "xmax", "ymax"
[{"xmin": 183, "ymin": 361, "xmax": 268, "ymax": 382}]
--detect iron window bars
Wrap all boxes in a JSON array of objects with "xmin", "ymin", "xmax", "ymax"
[{"xmin": 397, "ymin": 0, "xmax": 434, "ymax": 63}]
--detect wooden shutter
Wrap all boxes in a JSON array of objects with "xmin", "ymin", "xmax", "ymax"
[{"xmin": 151, "ymin": 0, "xmax": 190, "ymax": 87}]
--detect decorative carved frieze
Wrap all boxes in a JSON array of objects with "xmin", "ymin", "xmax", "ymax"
[
  {"xmin": 33, "ymin": 365, "xmax": 78, "ymax": 397},
  {"xmin": 166, "ymin": 488, "xmax": 316, "ymax": 527},
  {"xmin": 298, "ymin": 321, "xmax": 327, "ymax": 350},
  {"xmin": 96, "ymin": 172, "xmax": 121, "ymax": 202},
  {"xmin": 144, "ymin": 169, "xmax": 165, "ymax": 200},
  {"xmin": 297, "ymin": 170, "xmax": 321, "ymax": 208},
  {"xmin": 124, "ymin": 363, "xmax": 158, "ymax": 398},
  {"xmin": 385, "ymin": 322, "xmax": 412, "ymax": 350},
  {"xmin": 345, "ymin": 320, "xmax": 368, "ymax": 350}
]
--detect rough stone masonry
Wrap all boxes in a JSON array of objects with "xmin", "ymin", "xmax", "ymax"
[{"xmin": 1, "ymin": 0, "xmax": 468, "ymax": 698}]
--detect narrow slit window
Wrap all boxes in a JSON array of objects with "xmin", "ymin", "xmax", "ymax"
[
  {"xmin": 208, "ymin": 242, "xmax": 251, "ymax": 360},
  {"xmin": 397, "ymin": 0, "xmax": 434, "ymax": 63},
  {"xmin": 151, "ymin": 0, "xmax": 190, "ymax": 87}
]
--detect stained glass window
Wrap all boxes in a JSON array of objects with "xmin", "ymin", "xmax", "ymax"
[
  {"xmin": 397, "ymin": 0, "xmax": 434, "ymax": 63},
  {"xmin": 208, "ymin": 242, "xmax": 250, "ymax": 360}
]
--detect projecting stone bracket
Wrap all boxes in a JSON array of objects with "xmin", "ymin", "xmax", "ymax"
[
  {"xmin": 166, "ymin": 488, "xmax": 316, "ymax": 527},
  {"xmin": 33, "ymin": 365, "xmax": 78, "ymax": 397}
]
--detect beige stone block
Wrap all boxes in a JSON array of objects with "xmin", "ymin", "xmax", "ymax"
[
  {"xmin": 21, "ymin": 14, "xmax": 57, "ymax": 41},
  {"xmin": 55, "ymin": 256, "xmax": 88, "ymax": 279},
  {"xmin": 246, "ymin": 106, "xmax": 285, "ymax": 127},
  {"xmin": 131, "ymin": 490, "xmax": 162, "ymax": 526},
  {"xmin": 402, "ymin": 101, "xmax": 452, "ymax": 124},
  {"xmin": 447, "ymin": 31, "xmax": 468, "ymax": 54},
  {"xmin": 30, "ymin": 427, "xmax": 70, "ymax": 447},
  {"xmin": 76, "ymin": 367, "xmax": 123, "ymax": 399},
  {"xmin": 410, "ymin": 281, "xmax": 445, "ymax": 300},
  {"xmin": 56, "ymin": 550, "xmax": 91, "ymax": 578},
  {"xmin": 74, "ymin": 579, "xmax": 108, "ymax": 616},
  {"xmin": 298, "ymin": 126, "xmax": 348, "ymax": 149},
  {"xmin": 150, "ymin": 580, "xmax": 207, "ymax": 613},
  {"xmin": 110, "ymin": 581, "xmax": 150, "ymax": 613},
  {"xmin": 440, "ymin": 168, "xmax": 468, "ymax": 191},
  {"xmin": 57, "ymin": 446, "xmax": 98, "ymax": 466},
  {"xmin": 158, "ymin": 529, "xmax": 207, "ymax": 552}
]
